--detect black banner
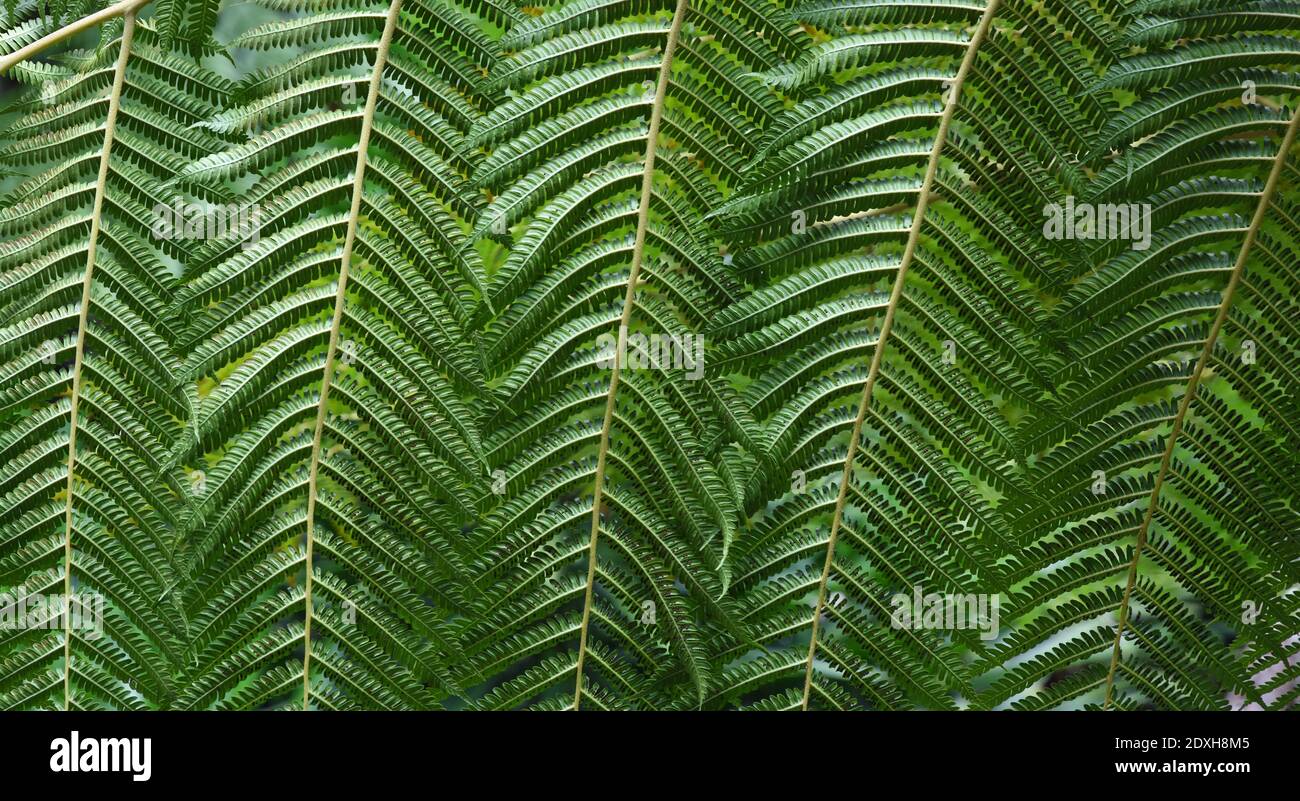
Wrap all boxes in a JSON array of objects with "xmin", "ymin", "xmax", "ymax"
[{"xmin": 0, "ymin": 712, "xmax": 1287, "ymax": 788}]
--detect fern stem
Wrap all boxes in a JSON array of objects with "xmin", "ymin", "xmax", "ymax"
[
  {"xmin": 0, "ymin": 0, "xmax": 148, "ymax": 74},
  {"xmin": 61, "ymin": 9, "xmax": 137, "ymax": 713},
  {"xmin": 301, "ymin": 0, "xmax": 403, "ymax": 712},
  {"xmin": 1101, "ymin": 100, "xmax": 1300, "ymax": 710},
  {"xmin": 799, "ymin": 0, "xmax": 1002, "ymax": 711},
  {"xmin": 573, "ymin": 0, "xmax": 689, "ymax": 711}
]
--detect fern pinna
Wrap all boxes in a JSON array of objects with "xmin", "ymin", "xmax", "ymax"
[{"xmin": 0, "ymin": 0, "xmax": 1294, "ymax": 710}]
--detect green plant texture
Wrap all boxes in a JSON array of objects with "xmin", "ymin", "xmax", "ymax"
[{"xmin": 0, "ymin": 0, "xmax": 1295, "ymax": 711}]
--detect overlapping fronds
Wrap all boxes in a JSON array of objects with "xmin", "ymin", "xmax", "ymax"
[{"xmin": 0, "ymin": 0, "xmax": 1294, "ymax": 711}]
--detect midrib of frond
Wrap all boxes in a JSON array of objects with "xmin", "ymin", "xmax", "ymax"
[
  {"xmin": 59, "ymin": 8, "xmax": 139, "ymax": 714},
  {"xmin": 799, "ymin": 0, "xmax": 1004, "ymax": 711},
  {"xmin": 573, "ymin": 0, "xmax": 690, "ymax": 711},
  {"xmin": 301, "ymin": 0, "xmax": 403, "ymax": 712},
  {"xmin": 1101, "ymin": 101, "xmax": 1300, "ymax": 710}
]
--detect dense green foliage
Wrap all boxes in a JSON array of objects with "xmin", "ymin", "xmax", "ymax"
[{"xmin": 0, "ymin": 0, "xmax": 1295, "ymax": 710}]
